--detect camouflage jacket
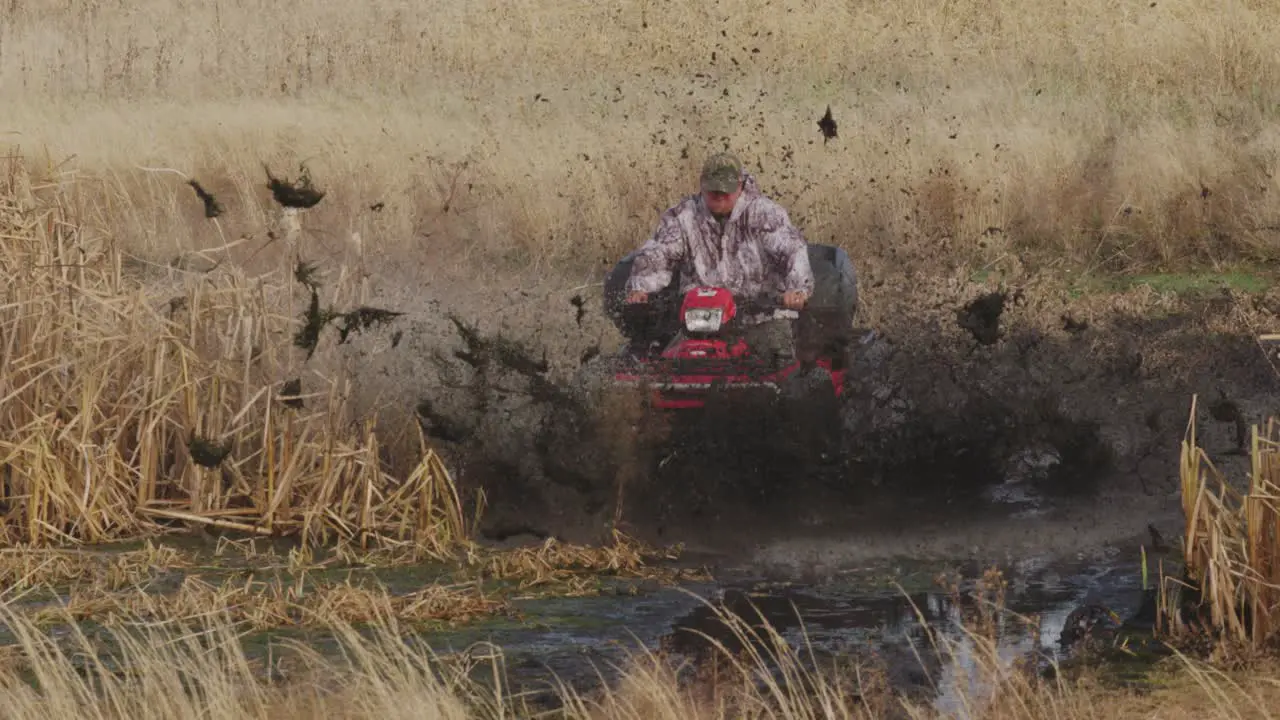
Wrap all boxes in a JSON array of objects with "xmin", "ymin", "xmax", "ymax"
[{"xmin": 624, "ymin": 172, "xmax": 814, "ymax": 323}]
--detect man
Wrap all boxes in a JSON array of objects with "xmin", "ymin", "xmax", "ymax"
[{"xmin": 624, "ymin": 152, "xmax": 814, "ymax": 367}]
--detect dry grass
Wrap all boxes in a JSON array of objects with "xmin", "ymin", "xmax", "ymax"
[
  {"xmin": 0, "ymin": 541, "xmax": 189, "ymax": 594},
  {"xmin": 0, "ymin": 585, "xmax": 1275, "ymax": 719},
  {"xmin": 0, "ymin": 533, "xmax": 702, "ymax": 634},
  {"xmin": 1164, "ymin": 397, "xmax": 1280, "ymax": 656},
  {"xmin": 311, "ymin": 530, "xmax": 711, "ymax": 597},
  {"xmin": 463, "ymin": 530, "xmax": 710, "ymax": 595},
  {"xmin": 2, "ymin": 0, "xmax": 1279, "ymax": 279},
  {"xmin": 24, "ymin": 573, "xmax": 508, "ymax": 631},
  {"xmin": 200, "ymin": 530, "xmax": 706, "ymax": 593},
  {"xmin": 0, "ymin": 151, "xmax": 469, "ymax": 551},
  {"xmin": 14, "ymin": 534, "xmax": 705, "ymax": 632}
]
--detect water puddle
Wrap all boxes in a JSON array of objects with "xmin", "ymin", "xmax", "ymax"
[
  {"xmin": 657, "ymin": 548, "xmax": 1150, "ymax": 714},
  {"xmin": 394, "ymin": 541, "xmax": 1154, "ymax": 713}
]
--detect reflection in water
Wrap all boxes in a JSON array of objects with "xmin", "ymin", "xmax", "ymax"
[{"xmin": 658, "ymin": 555, "xmax": 1144, "ymax": 718}]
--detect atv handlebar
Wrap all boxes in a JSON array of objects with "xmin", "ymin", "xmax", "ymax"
[
  {"xmin": 621, "ymin": 290, "xmax": 803, "ymax": 316},
  {"xmin": 733, "ymin": 293, "xmax": 790, "ymax": 316}
]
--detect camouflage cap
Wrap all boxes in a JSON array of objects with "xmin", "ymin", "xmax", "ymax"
[{"xmin": 700, "ymin": 152, "xmax": 743, "ymax": 193}]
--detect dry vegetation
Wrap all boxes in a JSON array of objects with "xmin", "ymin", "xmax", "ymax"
[
  {"xmin": 0, "ymin": 155, "xmax": 473, "ymax": 549},
  {"xmin": 0, "ymin": 542, "xmax": 188, "ymax": 594},
  {"xmin": 1164, "ymin": 399, "xmax": 1280, "ymax": 657},
  {"xmin": 2, "ymin": 0, "xmax": 1279, "ymax": 280},
  {"xmin": 5, "ymin": 0, "xmax": 1280, "ymax": 716},
  {"xmin": 0, "ymin": 588, "xmax": 1276, "ymax": 719},
  {"xmin": 25, "ymin": 573, "xmax": 508, "ymax": 630}
]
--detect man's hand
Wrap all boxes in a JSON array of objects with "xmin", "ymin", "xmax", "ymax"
[
  {"xmin": 625, "ymin": 291, "xmax": 649, "ymax": 304},
  {"xmin": 782, "ymin": 290, "xmax": 809, "ymax": 311}
]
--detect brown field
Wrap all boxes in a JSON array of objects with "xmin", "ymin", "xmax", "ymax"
[
  {"xmin": 5, "ymin": 0, "xmax": 1280, "ymax": 716},
  {"xmin": 3, "ymin": 0, "xmax": 1279, "ymax": 279}
]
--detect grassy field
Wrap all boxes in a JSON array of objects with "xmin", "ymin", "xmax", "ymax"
[
  {"xmin": 5, "ymin": 0, "xmax": 1280, "ymax": 716},
  {"xmin": 3, "ymin": 0, "xmax": 1279, "ymax": 279}
]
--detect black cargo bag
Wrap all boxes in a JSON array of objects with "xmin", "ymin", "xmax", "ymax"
[{"xmin": 796, "ymin": 243, "xmax": 859, "ymax": 365}]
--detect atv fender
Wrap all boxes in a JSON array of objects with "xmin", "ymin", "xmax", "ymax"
[{"xmin": 806, "ymin": 243, "xmax": 859, "ymax": 321}]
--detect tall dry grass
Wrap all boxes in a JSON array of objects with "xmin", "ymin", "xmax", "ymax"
[
  {"xmin": 0, "ymin": 151, "xmax": 469, "ymax": 550},
  {"xmin": 0, "ymin": 588, "xmax": 1275, "ymax": 719},
  {"xmin": 2, "ymin": 0, "xmax": 1280, "ymax": 279},
  {"xmin": 1166, "ymin": 397, "xmax": 1280, "ymax": 654}
]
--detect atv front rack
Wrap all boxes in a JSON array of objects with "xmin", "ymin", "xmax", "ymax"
[{"xmin": 612, "ymin": 355, "xmax": 789, "ymax": 410}]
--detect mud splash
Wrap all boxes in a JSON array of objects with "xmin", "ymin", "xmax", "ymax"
[{"xmin": 351, "ymin": 292, "xmax": 1254, "ymax": 549}]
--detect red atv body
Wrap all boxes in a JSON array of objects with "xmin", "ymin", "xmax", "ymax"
[{"xmin": 612, "ymin": 286, "xmax": 848, "ymax": 410}]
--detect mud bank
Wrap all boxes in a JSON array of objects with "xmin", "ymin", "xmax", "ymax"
[{"xmin": 316, "ymin": 260, "xmax": 1280, "ymax": 556}]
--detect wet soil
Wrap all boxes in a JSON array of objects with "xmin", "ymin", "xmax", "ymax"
[{"xmin": 435, "ymin": 538, "xmax": 1163, "ymax": 712}]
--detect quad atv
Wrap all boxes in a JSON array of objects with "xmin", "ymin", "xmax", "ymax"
[
  {"xmin": 538, "ymin": 244, "xmax": 860, "ymax": 518},
  {"xmin": 602, "ymin": 241, "xmax": 858, "ymax": 409},
  {"xmin": 610, "ymin": 286, "xmax": 848, "ymax": 411}
]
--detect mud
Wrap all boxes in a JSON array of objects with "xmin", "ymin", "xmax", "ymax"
[
  {"xmin": 312, "ymin": 256, "xmax": 1279, "ymax": 557},
  {"xmin": 438, "ymin": 540, "xmax": 1166, "ymax": 714}
]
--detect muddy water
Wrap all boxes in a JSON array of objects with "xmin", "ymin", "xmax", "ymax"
[{"xmin": 428, "ymin": 542, "xmax": 1154, "ymax": 710}]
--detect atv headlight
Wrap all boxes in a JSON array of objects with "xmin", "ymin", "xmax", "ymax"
[{"xmin": 684, "ymin": 307, "xmax": 724, "ymax": 332}]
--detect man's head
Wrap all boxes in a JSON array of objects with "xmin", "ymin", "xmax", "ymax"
[{"xmin": 700, "ymin": 152, "xmax": 743, "ymax": 217}]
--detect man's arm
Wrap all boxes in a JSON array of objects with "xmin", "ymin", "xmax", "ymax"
[
  {"xmin": 624, "ymin": 208, "xmax": 686, "ymax": 299},
  {"xmin": 756, "ymin": 202, "xmax": 814, "ymax": 303}
]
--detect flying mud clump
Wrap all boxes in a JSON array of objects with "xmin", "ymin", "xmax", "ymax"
[
  {"xmin": 265, "ymin": 164, "xmax": 326, "ymax": 209},
  {"xmin": 291, "ymin": 260, "xmax": 404, "ymax": 360}
]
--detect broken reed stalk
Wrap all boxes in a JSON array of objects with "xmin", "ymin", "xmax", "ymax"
[
  {"xmin": 31, "ymin": 573, "xmax": 508, "ymax": 630},
  {"xmin": 0, "ymin": 155, "xmax": 469, "ymax": 554},
  {"xmin": 1171, "ymin": 395, "xmax": 1280, "ymax": 648}
]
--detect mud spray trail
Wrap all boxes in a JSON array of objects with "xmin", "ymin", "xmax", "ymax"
[{"xmin": 303, "ymin": 259, "xmax": 1280, "ymax": 708}]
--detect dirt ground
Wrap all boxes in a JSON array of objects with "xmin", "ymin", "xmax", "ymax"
[{"xmin": 284, "ymin": 248, "xmax": 1280, "ymax": 566}]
